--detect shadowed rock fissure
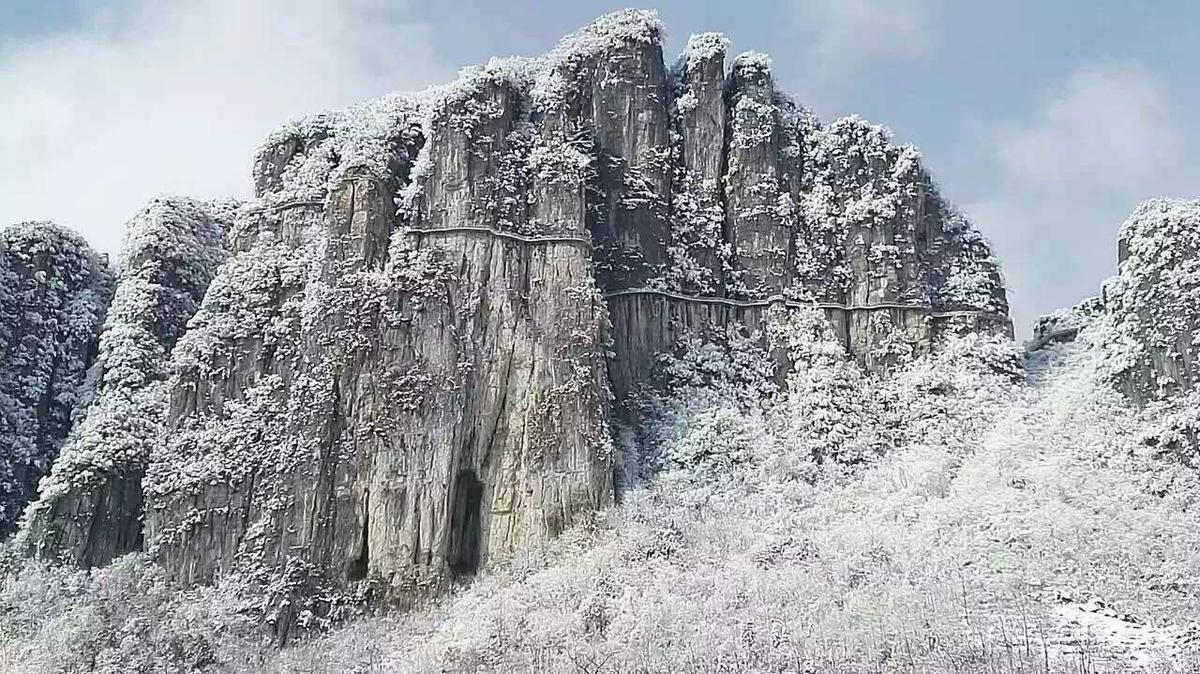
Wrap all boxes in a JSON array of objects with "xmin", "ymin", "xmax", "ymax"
[
  {"xmin": 449, "ymin": 471, "xmax": 484, "ymax": 575},
  {"xmin": 348, "ymin": 490, "xmax": 369, "ymax": 581}
]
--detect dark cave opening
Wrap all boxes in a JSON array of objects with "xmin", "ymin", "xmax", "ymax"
[
  {"xmin": 348, "ymin": 502, "xmax": 369, "ymax": 581},
  {"xmin": 449, "ymin": 470, "xmax": 484, "ymax": 575}
]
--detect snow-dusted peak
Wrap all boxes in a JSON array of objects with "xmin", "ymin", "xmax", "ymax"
[
  {"xmin": 680, "ymin": 31, "xmax": 730, "ymax": 73},
  {"xmin": 731, "ymin": 50, "xmax": 773, "ymax": 80}
]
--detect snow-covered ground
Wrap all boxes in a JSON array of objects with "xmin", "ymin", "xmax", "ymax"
[{"xmin": 1049, "ymin": 599, "xmax": 1196, "ymax": 671}]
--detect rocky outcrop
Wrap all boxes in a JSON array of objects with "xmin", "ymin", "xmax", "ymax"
[
  {"xmin": 605, "ymin": 25, "xmax": 1010, "ymax": 407},
  {"xmin": 1027, "ymin": 297, "xmax": 1103, "ymax": 354},
  {"xmin": 14, "ymin": 10, "xmax": 1010, "ymax": 627},
  {"xmin": 1103, "ymin": 199, "xmax": 1200, "ymax": 404},
  {"xmin": 1023, "ymin": 198, "xmax": 1200, "ymax": 410},
  {"xmin": 140, "ymin": 84, "xmax": 615, "ymax": 599},
  {"xmin": 21, "ymin": 198, "xmax": 231, "ymax": 565},
  {"xmin": 0, "ymin": 223, "xmax": 112, "ymax": 536}
]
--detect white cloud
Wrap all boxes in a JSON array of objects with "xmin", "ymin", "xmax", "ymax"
[
  {"xmin": 995, "ymin": 66, "xmax": 1182, "ymax": 190},
  {"xmin": 966, "ymin": 65, "xmax": 1197, "ymax": 337},
  {"xmin": 0, "ymin": 0, "xmax": 448, "ymax": 253},
  {"xmin": 793, "ymin": 0, "xmax": 933, "ymax": 70}
]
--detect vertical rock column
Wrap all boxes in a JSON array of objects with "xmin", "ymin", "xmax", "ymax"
[
  {"xmin": 575, "ymin": 28, "xmax": 673, "ymax": 290},
  {"xmin": 22, "ymin": 198, "xmax": 229, "ymax": 566},
  {"xmin": 360, "ymin": 70, "xmax": 613, "ymax": 588},
  {"xmin": 669, "ymin": 32, "xmax": 730, "ymax": 294},
  {"xmin": 363, "ymin": 73, "xmax": 530, "ymax": 586},
  {"xmin": 677, "ymin": 34, "xmax": 727, "ymax": 186},
  {"xmin": 724, "ymin": 53, "xmax": 792, "ymax": 296}
]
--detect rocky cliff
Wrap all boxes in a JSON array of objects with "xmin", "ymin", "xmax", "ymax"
[
  {"xmin": 20, "ymin": 198, "xmax": 231, "ymax": 565},
  {"xmin": 0, "ymin": 223, "xmax": 112, "ymax": 536},
  {"xmin": 1103, "ymin": 199, "xmax": 1200, "ymax": 404},
  {"xmin": 9, "ymin": 10, "xmax": 1010, "ymax": 626},
  {"xmin": 1026, "ymin": 199, "xmax": 1200, "ymax": 407}
]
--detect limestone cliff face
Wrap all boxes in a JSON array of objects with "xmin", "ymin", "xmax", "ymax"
[
  {"xmin": 0, "ymin": 223, "xmax": 112, "ymax": 536},
  {"xmin": 140, "ymin": 83, "xmax": 615, "ymax": 598},
  {"xmin": 1023, "ymin": 198, "xmax": 1200, "ymax": 413},
  {"xmin": 16, "ymin": 10, "xmax": 1010, "ymax": 621}
]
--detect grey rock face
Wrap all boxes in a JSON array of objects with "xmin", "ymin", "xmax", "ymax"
[
  {"xmin": 0, "ymin": 222, "xmax": 112, "ymax": 536},
  {"xmin": 15, "ymin": 10, "xmax": 1010, "ymax": 626},
  {"xmin": 140, "ymin": 77, "xmax": 615, "ymax": 603},
  {"xmin": 724, "ymin": 52, "xmax": 792, "ymax": 296},
  {"xmin": 555, "ymin": 15, "xmax": 673, "ymax": 292},
  {"xmin": 21, "ymin": 198, "xmax": 230, "ymax": 565}
]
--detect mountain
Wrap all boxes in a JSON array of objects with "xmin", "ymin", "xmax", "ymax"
[{"xmin": 2, "ymin": 10, "xmax": 1197, "ymax": 674}]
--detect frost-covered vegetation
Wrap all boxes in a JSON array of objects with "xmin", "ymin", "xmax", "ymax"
[
  {"xmin": 0, "ymin": 222, "xmax": 112, "ymax": 534},
  {"xmin": 22, "ymin": 199, "xmax": 229, "ymax": 517},
  {"xmin": 5, "ymin": 305, "xmax": 1200, "ymax": 673},
  {"xmin": 1103, "ymin": 199, "xmax": 1200, "ymax": 402},
  {"xmin": 791, "ymin": 114, "xmax": 1006, "ymax": 312}
]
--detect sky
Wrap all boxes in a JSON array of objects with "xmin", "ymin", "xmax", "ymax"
[{"xmin": 1, "ymin": 0, "xmax": 1198, "ymax": 335}]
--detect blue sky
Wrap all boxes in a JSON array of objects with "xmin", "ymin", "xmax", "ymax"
[{"xmin": 2, "ymin": 0, "xmax": 1198, "ymax": 335}]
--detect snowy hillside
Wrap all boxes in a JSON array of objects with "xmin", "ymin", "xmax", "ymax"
[{"xmin": 5, "ymin": 295, "xmax": 1200, "ymax": 673}]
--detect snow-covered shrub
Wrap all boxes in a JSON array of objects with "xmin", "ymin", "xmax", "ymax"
[
  {"xmin": 1137, "ymin": 389, "xmax": 1200, "ymax": 467},
  {"xmin": 0, "ymin": 551, "xmax": 267, "ymax": 673},
  {"xmin": 6, "ymin": 294, "xmax": 1200, "ymax": 673},
  {"xmin": 368, "ymin": 325, "xmax": 1196, "ymax": 673},
  {"xmin": 661, "ymin": 163, "xmax": 733, "ymax": 295},
  {"xmin": 622, "ymin": 321, "xmax": 779, "ymax": 479},
  {"xmin": 255, "ymin": 94, "xmax": 424, "ymax": 207},
  {"xmin": 662, "ymin": 407, "xmax": 768, "ymax": 475},
  {"xmin": 676, "ymin": 31, "xmax": 729, "ymax": 77}
]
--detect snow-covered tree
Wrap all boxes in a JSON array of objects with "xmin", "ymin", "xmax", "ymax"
[{"xmin": 767, "ymin": 307, "xmax": 881, "ymax": 466}]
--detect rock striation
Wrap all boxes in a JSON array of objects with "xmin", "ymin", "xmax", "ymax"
[{"xmin": 13, "ymin": 10, "xmax": 1010, "ymax": 625}]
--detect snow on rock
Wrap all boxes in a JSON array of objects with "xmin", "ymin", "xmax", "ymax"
[
  {"xmin": 0, "ymin": 222, "xmax": 112, "ymax": 536},
  {"xmin": 1027, "ymin": 296, "xmax": 1104, "ymax": 353},
  {"xmin": 678, "ymin": 31, "xmax": 730, "ymax": 77},
  {"xmin": 18, "ymin": 197, "xmax": 232, "ymax": 566},
  {"xmin": 1103, "ymin": 198, "xmax": 1200, "ymax": 404},
  {"xmin": 8, "ymin": 9, "xmax": 1013, "ymax": 639}
]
